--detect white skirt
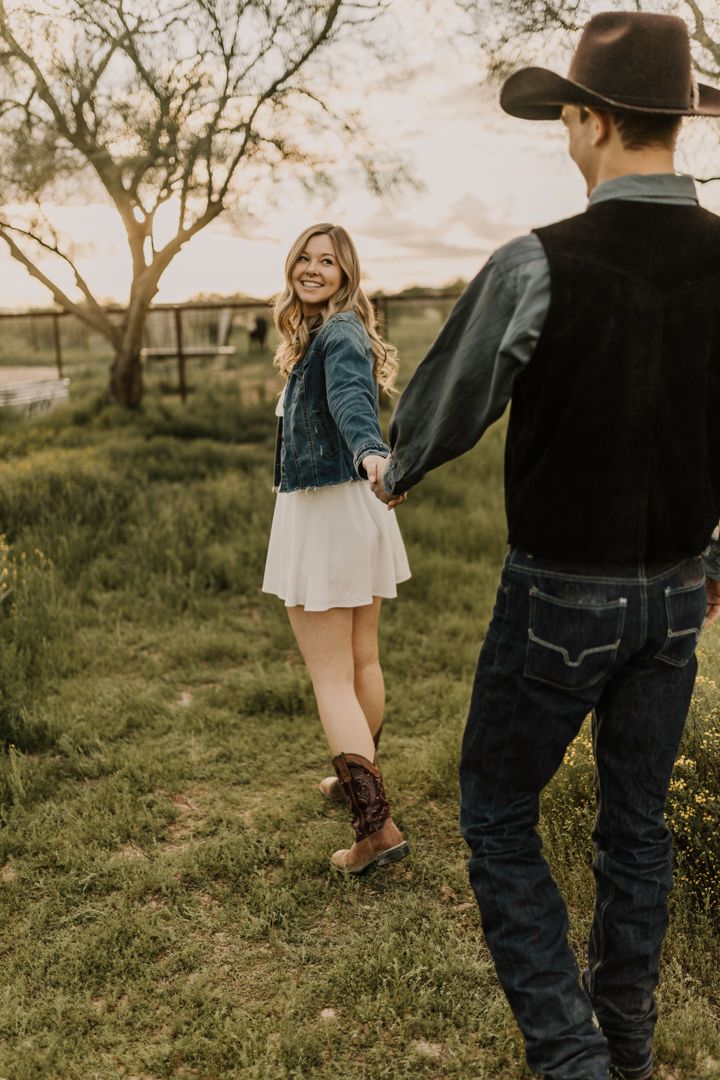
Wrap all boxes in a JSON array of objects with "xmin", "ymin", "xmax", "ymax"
[{"xmin": 262, "ymin": 479, "xmax": 411, "ymax": 611}]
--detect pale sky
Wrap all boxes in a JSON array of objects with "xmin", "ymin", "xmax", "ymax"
[{"xmin": 3, "ymin": 1, "xmax": 720, "ymax": 310}]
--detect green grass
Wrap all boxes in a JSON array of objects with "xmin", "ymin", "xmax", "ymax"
[{"xmin": 0, "ymin": 333, "xmax": 719, "ymax": 1079}]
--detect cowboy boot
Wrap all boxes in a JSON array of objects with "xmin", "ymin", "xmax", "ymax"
[
  {"xmin": 319, "ymin": 725, "xmax": 383, "ymax": 802},
  {"xmin": 329, "ymin": 751, "xmax": 409, "ymax": 874}
]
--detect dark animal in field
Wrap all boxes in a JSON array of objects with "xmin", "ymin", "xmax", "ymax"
[{"xmin": 249, "ymin": 316, "xmax": 268, "ymax": 349}]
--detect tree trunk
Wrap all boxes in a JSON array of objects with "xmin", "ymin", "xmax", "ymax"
[
  {"xmin": 109, "ymin": 298, "xmax": 148, "ymax": 406},
  {"xmin": 110, "ymin": 342, "xmax": 144, "ymax": 406}
]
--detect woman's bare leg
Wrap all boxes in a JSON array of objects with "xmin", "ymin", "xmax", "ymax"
[
  {"xmin": 289, "ymin": 603, "xmax": 408, "ymax": 873},
  {"xmin": 352, "ymin": 598, "xmax": 385, "ymax": 741},
  {"xmin": 287, "ymin": 605, "xmax": 375, "ymax": 759}
]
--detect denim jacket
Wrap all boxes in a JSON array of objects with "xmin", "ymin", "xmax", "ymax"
[{"xmin": 273, "ymin": 312, "xmax": 389, "ymax": 493}]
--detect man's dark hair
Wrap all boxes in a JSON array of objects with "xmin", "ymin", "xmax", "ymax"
[{"xmin": 578, "ymin": 106, "xmax": 681, "ymax": 150}]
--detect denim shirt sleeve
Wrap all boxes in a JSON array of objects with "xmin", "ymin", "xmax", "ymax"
[
  {"xmin": 383, "ymin": 234, "xmax": 550, "ymax": 495},
  {"xmin": 320, "ymin": 315, "xmax": 390, "ymax": 477},
  {"xmin": 704, "ymin": 528, "xmax": 720, "ymax": 580}
]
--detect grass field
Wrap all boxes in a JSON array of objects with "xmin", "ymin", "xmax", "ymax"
[{"xmin": 0, "ymin": 325, "xmax": 719, "ymax": 1079}]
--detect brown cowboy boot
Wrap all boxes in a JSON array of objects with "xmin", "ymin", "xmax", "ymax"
[
  {"xmin": 329, "ymin": 751, "xmax": 409, "ymax": 874},
  {"xmin": 319, "ymin": 724, "xmax": 383, "ymax": 802}
]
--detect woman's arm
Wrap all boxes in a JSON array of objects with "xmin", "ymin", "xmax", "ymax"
[{"xmin": 321, "ymin": 315, "xmax": 389, "ymax": 476}]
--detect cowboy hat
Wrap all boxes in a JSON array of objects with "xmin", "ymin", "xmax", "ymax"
[{"xmin": 501, "ymin": 11, "xmax": 720, "ymax": 120}]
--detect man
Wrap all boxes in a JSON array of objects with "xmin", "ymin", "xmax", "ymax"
[{"xmin": 363, "ymin": 11, "xmax": 720, "ymax": 1080}]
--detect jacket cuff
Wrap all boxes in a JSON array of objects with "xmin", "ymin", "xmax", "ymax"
[
  {"xmin": 354, "ymin": 442, "xmax": 390, "ymax": 478},
  {"xmin": 382, "ymin": 455, "xmax": 401, "ymax": 495},
  {"xmin": 704, "ymin": 534, "xmax": 720, "ymax": 581}
]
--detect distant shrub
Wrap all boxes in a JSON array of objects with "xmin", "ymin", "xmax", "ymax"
[
  {"xmin": 142, "ymin": 388, "xmax": 272, "ymax": 445},
  {"xmin": 0, "ymin": 448, "xmax": 136, "ymax": 539}
]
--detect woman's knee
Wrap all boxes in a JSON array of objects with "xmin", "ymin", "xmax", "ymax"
[{"xmin": 353, "ymin": 652, "xmax": 381, "ymax": 682}]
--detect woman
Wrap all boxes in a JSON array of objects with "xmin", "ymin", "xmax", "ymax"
[{"xmin": 262, "ymin": 223, "xmax": 411, "ymax": 875}]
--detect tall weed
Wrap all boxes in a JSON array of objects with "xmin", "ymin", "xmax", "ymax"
[
  {"xmin": 667, "ymin": 674, "xmax": 720, "ymax": 911},
  {"xmin": 0, "ymin": 535, "xmax": 63, "ymax": 752},
  {"xmin": 543, "ymin": 687, "xmax": 720, "ymax": 917}
]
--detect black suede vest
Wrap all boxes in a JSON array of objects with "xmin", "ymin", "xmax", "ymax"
[{"xmin": 505, "ymin": 199, "xmax": 720, "ymax": 561}]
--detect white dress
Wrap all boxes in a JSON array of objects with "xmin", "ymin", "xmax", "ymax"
[{"xmin": 262, "ymin": 390, "xmax": 411, "ymax": 611}]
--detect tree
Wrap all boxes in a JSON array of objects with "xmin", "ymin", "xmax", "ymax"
[
  {"xmin": 0, "ymin": 0, "xmax": 397, "ymax": 405},
  {"xmin": 459, "ymin": 0, "xmax": 720, "ymax": 183}
]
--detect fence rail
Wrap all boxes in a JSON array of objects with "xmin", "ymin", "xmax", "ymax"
[{"xmin": 0, "ymin": 292, "xmax": 463, "ymax": 402}]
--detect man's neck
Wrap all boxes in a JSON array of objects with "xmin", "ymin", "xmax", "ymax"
[{"xmin": 588, "ymin": 150, "xmax": 676, "ymax": 194}]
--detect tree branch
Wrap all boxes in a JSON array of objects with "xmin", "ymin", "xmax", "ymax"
[
  {"xmin": 0, "ymin": 226, "xmax": 119, "ymax": 342},
  {"xmin": 215, "ymin": 0, "xmax": 344, "ymax": 206},
  {"xmin": 0, "ymin": 217, "xmax": 111, "ymax": 324},
  {"xmin": 0, "ymin": 1, "xmax": 147, "ymax": 273},
  {"xmin": 138, "ymin": 198, "xmax": 224, "ymax": 296},
  {"xmin": 684, "ymin": 0, "xmax": 720, "ymax": 69}
]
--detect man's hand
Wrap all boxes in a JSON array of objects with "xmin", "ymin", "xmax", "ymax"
[
  {"xmin": 706, "ymin": 577, "xmax": 720, "ymax": 627},
  {"xmin": 363, "ymin": 454, "xmax": 409, "ymax": 509}
]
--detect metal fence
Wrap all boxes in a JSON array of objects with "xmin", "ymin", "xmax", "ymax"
[
  {"xmin": 0, "ymin": 293, "xmax": 462, "ymax": 402},
  {"xmin": 0, "ymin": 300, "xmax": 270, "ymax": 376}
]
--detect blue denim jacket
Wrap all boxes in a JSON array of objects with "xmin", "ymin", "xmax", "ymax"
[{"xmin": 273, "ymin": 312, "xmax": 390, "ymax": 493}]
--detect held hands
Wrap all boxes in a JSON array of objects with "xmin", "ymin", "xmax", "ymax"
[
  {"xmin": 706, "ymin": 577, "xmax": 720, "ymax": 627},
  {"xmin": 362, "ymin": 454, "xmax": 409, "ymax": 510}
]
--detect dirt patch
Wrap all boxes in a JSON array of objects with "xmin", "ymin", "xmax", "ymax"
[
  {"xmin": 171, "ymin": 793, "xmax": 201, "ymax": 815},
  {"xmin": 157, "ymin": 791, "xmax": 205, "ymax": 852},
  {"xmin": 412, "ymin": 1041, "xmax": 443, "ymax": 1059},
  {"xmin": 115, "ymin": 843, "xmax": 150, "ymax": 861},
  {"xmin": 239, "ymin": 791, "xmax": 266, "ymax": 826}
]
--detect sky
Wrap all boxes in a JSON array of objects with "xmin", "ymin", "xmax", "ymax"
[{"xmin": 2, "ymin": 0, "xmax": 720, "ymax": 310}]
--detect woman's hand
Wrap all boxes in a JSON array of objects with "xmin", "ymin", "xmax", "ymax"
[
  {"xmin": 363, "ymin": 454, "xmax": 387, "ymax": 486},
  {"xmin": 363, "ymin": 454, "xmax": 409, "ymax": 509}
]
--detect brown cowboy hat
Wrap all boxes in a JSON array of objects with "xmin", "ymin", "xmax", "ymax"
[{"xmin": 501, "ymin": 11, "xmax": 720, "ymax": 120}]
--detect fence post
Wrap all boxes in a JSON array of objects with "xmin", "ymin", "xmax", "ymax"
[
  {"xmin": 174, "ymin": 307, "xmax": 187, "ymax": 403},
  {"xmin": 52, "ymin": 312, "xmax": 63, "ymax": 378}
]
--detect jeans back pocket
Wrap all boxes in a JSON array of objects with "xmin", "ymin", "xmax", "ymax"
[
  {"xmin": 525, "ymin": 586, "xmax": 627, "ymax": 691},
  {"xmin": 654, "ymin": 578, "xmax": 706, "ymax": 667}
]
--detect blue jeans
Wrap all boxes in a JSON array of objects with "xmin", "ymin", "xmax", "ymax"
[{"xmin": 460, "ymin": 549, "xmax": 706, "ymax": 1080}]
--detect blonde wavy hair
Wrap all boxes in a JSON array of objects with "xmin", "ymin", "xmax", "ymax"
[{"xmin": 273, "ymin": 223, "xmax": 398, "ymax": 395}]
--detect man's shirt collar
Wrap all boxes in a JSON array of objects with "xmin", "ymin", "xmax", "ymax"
[{"xmin": 589, "ymin": 173, "xmax": 699, "ymax": 206}]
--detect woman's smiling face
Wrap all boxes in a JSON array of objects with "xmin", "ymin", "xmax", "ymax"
[{"xmin": 291, "ymin": 233, "xmax": 343, "ymax": 314}]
